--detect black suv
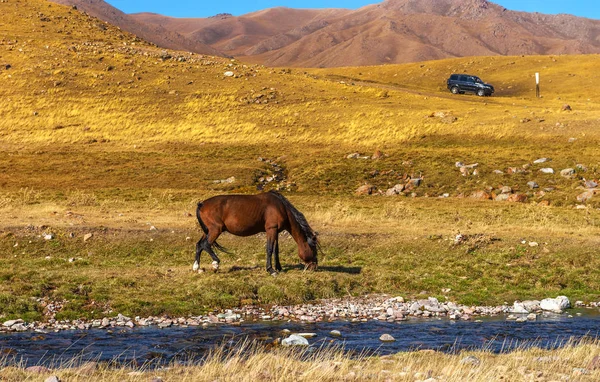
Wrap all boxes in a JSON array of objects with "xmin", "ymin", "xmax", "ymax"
[{"xmin": 447, "ymin": 74, "xmax": 494, "ymax": 96}]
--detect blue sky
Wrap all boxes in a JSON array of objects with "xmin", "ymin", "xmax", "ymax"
[{"xmin": 105, "ymin": 0, "xmax": 599, "ymax": 20}]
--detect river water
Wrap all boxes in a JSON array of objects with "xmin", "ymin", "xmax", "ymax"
[{"xmin": 1, "ymin": 310, "xmax": 599, "ymax": 367}]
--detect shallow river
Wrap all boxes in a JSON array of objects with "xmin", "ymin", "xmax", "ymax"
[{"xmin": 1, "ymin": 310, "xmax": 599, "ymax": 367}]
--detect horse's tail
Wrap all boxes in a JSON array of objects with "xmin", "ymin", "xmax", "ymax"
[{"xmin": 196, "ymin": 201, "xmax": 230, "ymax": 254}]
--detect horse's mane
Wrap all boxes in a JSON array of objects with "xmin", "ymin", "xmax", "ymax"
[{"xmin": 268, "ymin": 191, "xmax": 320, "ymax": 251}]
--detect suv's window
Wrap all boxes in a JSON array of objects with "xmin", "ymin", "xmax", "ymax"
[
  {"xmin": 474, "ymin": 77, "xmax": 483, "ymax": 84},
  {"xmin": 467, "ymin": 77, "xmax": 475, "ymax": 83},
  {"xmin": 450, "ymin": 74, "xmax": 458, "ymax": 80},
  {"xmin": 458, "ymin": 75, "xmax": 468, "ymax": 82}
]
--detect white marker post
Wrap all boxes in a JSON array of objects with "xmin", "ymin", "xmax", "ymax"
[{"xmin": 535, "ymin": 72, "xmax": 540, "ymax": 98}]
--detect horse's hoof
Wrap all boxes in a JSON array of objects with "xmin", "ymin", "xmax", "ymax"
[
  {"xmin": 212, "ymin": 261, "xmax": 220, "ymax": 272},
  {"xmin": 192, "ymin": 261, "xmax": 199, "ymax": 271}
]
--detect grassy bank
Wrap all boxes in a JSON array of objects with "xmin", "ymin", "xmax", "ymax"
[
  {"xmin": 1, "ymin": 195, "xmax": 598, "ymax": 321},
  {"xmin": 1, "ymin": 339, "xmax": 599, "ymax": 381}
]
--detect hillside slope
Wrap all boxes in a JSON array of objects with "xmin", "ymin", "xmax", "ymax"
[{"xmin": 50, "ymin": 0, "xmax": 225, "ymax": 56}]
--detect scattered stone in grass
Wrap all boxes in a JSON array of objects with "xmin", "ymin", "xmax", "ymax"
[
  {"xmin": 561, "ymin": 104, "xmax": 572, "ymax": 111},
  {"xmin": 223, "ymin": 71, "xmax": 234, "ymax": 77},
  {"xmin": 577, "ymin": 191, "xmax": 594, "ymax": 203},
  {"xmin": 527, "ymin": 181, "xmax": 539, "ymax": 189},
  {"xmin": 560, "ymin": 168, "xmax": 575, "ymax": 178},
  {"xmin": 528, "ymin": 241, "xmax": 538, "ymax": 247},
  {"xmin": 460, "ymin": 355, "xmax": 481, "ymax": 366},
  {"xmin": 533, "ymin": 158, "xmax": 549, "ymax": 164},
  {"xmin": 379, "ymin": 334, "xmax": 395, "ymax": 342},
  {"xmin": 493, "ymin": 169, "xmax": 504, "ymax": 174},
  {"xmin": 355, "ymin": 184, "xmax": 376, "ymax": 195},
  {"xmin": 527, "ymin": 313, "xmax": 537, "ymax": 321},
  {"xmin": 584, "ymin": 179, "xmax": 598, "ymax": 189},
  {"xmin": 515, "ymin": 317, "xmax": 528, "ymax": 323},
  {"xmin": 589, "ymin": 355, "xmax": 600, "ymax": 370},
  {"xmin": 507, "ymin": 194, "xmax": 527, "ymax": 203},
  {"xmin": 347, "ymin": 152, "xmax": 360, "ymax": 159},
  {"xmin": 470, "ymin": 190, "xmax": 491, "ymax": 200},
  {"xmin": 385, "ymin": 184, "xmax": 405, "ymax": 196},
  {"xmin": 83, "ymin": 233, "xmax": 93, "ymax": 242},
  {"xmin": 44, "ymin": 233, "xmax": 54, "ymax": 240},
  {"xmin": 44, "ymin": 376, "xmax": 60, "ymax": 382},
  {"xmin": 371, "ymin": 150, "xmax": 385, "ymax": 159},
  {"xmin": 539, "ymin": 168, "xmax": 554, "ymax": 174},
  {"xmin": 149, "ymin": 226, "xmax": 157, "ymax": 231}
]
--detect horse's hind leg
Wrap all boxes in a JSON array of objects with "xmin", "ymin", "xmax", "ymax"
[
  {"xmin": 193, "ymin": 235, "xmax": 205, "ymax": 271},
  {"xmin": 205, "ymin": 231, "xmax": 222, "ymax": 272}
]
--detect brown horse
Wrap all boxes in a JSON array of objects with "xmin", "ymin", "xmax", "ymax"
[{"xmin": 194, "ymin": 191, "xmax": 319, "ymax": 275}]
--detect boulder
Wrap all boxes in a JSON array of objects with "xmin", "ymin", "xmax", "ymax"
[
  {"xmin": 540, "ymin": 296, "xmax": 570, "ymax": 313},
  {"xmin": 282, "ymin": 334, "xmax": 309, "ymax": 346},
  {"xmin": 379, "ymin": 333, "xmax": 395, "ymax": 342},
  {"xmin": 539, "ymin": 168, "xmax": 554, "ymax": 174}
]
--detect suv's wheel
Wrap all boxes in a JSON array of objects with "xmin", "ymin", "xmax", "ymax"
[
  {"xmin": 451, "ymin": 86, "xmax": 460, "ymax": 94},
  {"xmin": 477, "ymin": 89, "xmax": 486, "ymax": 97}
]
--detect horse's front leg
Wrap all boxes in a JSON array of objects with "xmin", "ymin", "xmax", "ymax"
[
  {"xmin": 266, "ymin": 228, "xmax": 278, "ymax": 275},
  {"xmin": 274, "ymin": 239, "xmax": 282, "ymax": 272}
]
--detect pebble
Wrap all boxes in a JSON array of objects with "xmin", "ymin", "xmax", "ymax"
[
  {"xmin": 330, "ymin": 330, "xmax": 342, "ymax": 337},
  {"xmin": 1, "ymin": 295, "xmax": 593, "ymax": 334},
  {"xmin": 460, "ymin": 355, "xmax": 481, "ymax": 366}
]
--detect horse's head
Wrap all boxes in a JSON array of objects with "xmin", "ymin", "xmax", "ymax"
[{"xmin": 301, "ymin": 232, "xmax": 319, "ymax": 270}]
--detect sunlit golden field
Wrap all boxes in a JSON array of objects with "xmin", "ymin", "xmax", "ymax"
[{"xmin": 0, "ymin": 0, "xmax": 598, "ymax": 322}]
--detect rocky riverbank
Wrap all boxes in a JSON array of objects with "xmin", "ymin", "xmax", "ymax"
[{"xmin": 2, "ymin": 295, "xmax": 599, "ymax": 333}]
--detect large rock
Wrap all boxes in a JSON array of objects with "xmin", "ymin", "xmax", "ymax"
[
  {"xmin": 540, "ymin": 296, "xmax": 570, "ymax": 313},
  {"xmin": 379, "ymin": 333, "xmax": 395, "ymax": 342},
  {"xmin": 282, "ymin": 334, "xmax": 309, "ymax": 346}
]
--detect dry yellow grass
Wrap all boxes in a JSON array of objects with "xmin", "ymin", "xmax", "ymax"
[{"xmin": 1, "ymin": 339, "xmax": 599, "ymax": 381}]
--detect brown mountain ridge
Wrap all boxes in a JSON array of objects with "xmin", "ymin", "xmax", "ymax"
[{"xmin": 53, "ymin": 0, "xmax": 600, "ymax": 67}]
